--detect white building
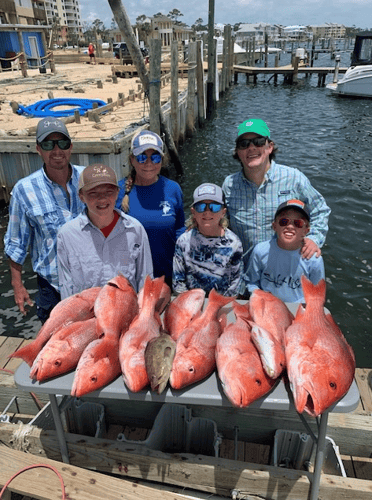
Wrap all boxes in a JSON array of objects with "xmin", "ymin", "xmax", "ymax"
[
  {"xmin": 44, "ymin": 0, "xmax": 83, "ymax": 43},
  {"xmin": 235, "ymin": 23, "xmax": 281, "ymax": 46}
]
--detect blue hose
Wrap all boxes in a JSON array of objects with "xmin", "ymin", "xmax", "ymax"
[{"xmin": 16, "ymin": 98, "xmax": 107, "ymax": 117}]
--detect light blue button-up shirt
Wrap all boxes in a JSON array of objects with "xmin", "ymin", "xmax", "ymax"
[{"xmin": 4, "ymin": 164, "xmax": 85, "ymax": 290}]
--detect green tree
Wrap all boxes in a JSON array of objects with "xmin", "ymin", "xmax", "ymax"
[
  {"xmin": 192, "ymin": 18, "xmax": 206, "ymax": 33},
  {"xmin": 168, "ymin": 9, "xmax": 183, "ymax": 23}
]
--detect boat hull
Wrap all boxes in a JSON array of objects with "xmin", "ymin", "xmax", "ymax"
[{"xmin": 328, "ymin": 65, "xmax": 372, "ymax": 97}]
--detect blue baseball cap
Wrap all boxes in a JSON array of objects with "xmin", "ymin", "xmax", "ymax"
[{"xmin": 131, "ymin": 130, "xmax": 164, "ymax": 156}]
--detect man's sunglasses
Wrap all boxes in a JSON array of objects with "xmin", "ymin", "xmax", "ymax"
[
  {"xmin": 278, "ymin": 217, "xmax": 307, "ymax": 228},
  {"xmin": 38, "ymin": 139, "xmax": 71, "ymax": 151},
  {"xmin": 193, "ymin": 202, "xmax": 224, "ymax": 213},
  {"xmin": 135, "ymin": 153, "xmax": 162, "ymax": 164},
  {"xmin": 236, "ymin": 137, "xmax": 267, "ymax": 150}
]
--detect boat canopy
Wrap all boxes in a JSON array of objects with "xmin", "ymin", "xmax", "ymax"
[{"xmin": 351, "ymin": 32, "xmax": 372, "ymax": 66}]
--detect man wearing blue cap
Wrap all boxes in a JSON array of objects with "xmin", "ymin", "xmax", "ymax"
[
  {"xmin": 222, "ymin": 118, "xmax": 330, "ymax": 296},
  {"xmin": 4, "ymin": 117, "xmax": 86, "ymax": 322}
]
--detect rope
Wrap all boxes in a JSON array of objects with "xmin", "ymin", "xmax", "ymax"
[
  {"xmin": 0, "ymin": 464, "xmax": 66, "ymax": 499},
  {"xmin": 0, "ymin": 52, "xmax": 23, "ymax": 62},
  {"xmin": 16, "ymin": 97, "xmax": 107, "ymax": 118}
]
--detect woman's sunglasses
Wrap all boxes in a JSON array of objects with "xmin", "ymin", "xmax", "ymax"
[
  {"xmin": 38, "ymin": 139, "xmax": 71, "ymax": 151},
  {"xmin": 236, "ymin": 137, "xmax": 267, "ymax": 150},
  {"xmin": 135, "ymin": 153, "xmax": 162, "ymax": 164},
  {"xmin": 193, "ymin": 202, "xmax": 224, "ymax": 213},
  {"xmin": 278, "ymin": 217, "xmax": 307, "ymax": 229}
]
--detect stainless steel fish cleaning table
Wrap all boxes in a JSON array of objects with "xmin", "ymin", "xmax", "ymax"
[{"xmin": 14, "ymin": 301, "xmax": 360, "ymax": 500}]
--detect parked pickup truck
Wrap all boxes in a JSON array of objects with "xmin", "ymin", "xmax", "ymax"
[{"xmin": 113, "ymin": 43, "xmax": 148, "ymax": 64}]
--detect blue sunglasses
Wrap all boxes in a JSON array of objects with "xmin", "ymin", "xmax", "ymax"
[
  {"xmin": 135, "ymin": 153, "xmax": 162, "ymax": 164},
  {"xmin": 193, "ymin": 202, "xmax": 224, "ymax": 213}
]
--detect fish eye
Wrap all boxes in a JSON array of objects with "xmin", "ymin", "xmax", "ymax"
[
  {"xmin": 54, "ymin": 360, "xmax": 61, "ymax": 367},
  {"xmin": 188, "ymin": 366, "xmax": 194, "ymax": 373},
  {"xmin": 329, "ymin": 381, "xmax": 337, "ymax": 390},
  {"xmin": 255, "ymin": 379, "xmax": 262, "ymax": 386},
  {"xmin": 91, "ymin": 376, "xmax": 97, "ymax": 382}
]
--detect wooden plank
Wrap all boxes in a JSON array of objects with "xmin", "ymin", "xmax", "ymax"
[
  {"xmin": 352, "ymin": 456, "xmax": 372, "ymax": 481},
  {"xmin": 1, "ymin": 427, "xmax": 372, "ymax": 500},
  {"xmin": 0, "ymin": 337, "xmax": 26, "ymax": 368},
  {"xmin": 244, "ymin": 442, "xmax": 271, "ymax": 465},
  {"xmin": 0, "ymin": 446, "xmax": 192, "ymax": 500},
  {"xmin": 355, "ymin": 368, "xmax": 372, "ymax": 412}
]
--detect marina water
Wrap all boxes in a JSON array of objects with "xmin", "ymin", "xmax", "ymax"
[{"xmin": 0, "ymin": 49, "xmax": 371, "ymax": 368}]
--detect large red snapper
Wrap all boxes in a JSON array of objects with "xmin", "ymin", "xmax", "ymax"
[
  {"xmin": 70, "ymin": 275, "xmax": 140, "ymax": 397},
  {"xmin": 216, "ymin": 302, "xmax": 276, "ymax": 408},
  {"xmin": 170, "ymin": 289, "xmax": 234, "ymax": 390},
  {"xmin": 9, "ymin": 287, "xmax": 101, "ymax": 366},
  {"xmin": 163, "ymin": 289, "xmax": 206, "ymax": 340},
  {"xmin": 284, "ymin": 276, "xmax": 356, "ymax": 417},
  {"xmin": 29, "ymin": 318, "xmax": 99, "ymax": 382},
  {"xmin": 94, "ymin": 275, "xmax": 139, "ymax": 339},
  {"xmin": 119, "ymin": 275, "xmax": 165, "ymax": 392},
  {"xmin": 71, "ymin": 337, "xmax": 121, "ymax": 397},
  {"xmin": 138, "ymin": 276, "xmax": 171, "ymax": 314},
  {"xmin": 248, "ymin": 289, "xmax": 294, "ymax": 378}
]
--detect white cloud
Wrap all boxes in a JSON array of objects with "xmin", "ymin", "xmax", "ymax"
[{"xmin": 77, "ymin": 0, "xmax": 372, "ymax": 31}]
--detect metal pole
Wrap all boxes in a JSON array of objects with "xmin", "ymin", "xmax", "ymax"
[
  {"xmin": 333, "ymin": 54, "xmax": 341, "ymax": 83},
  {"xmin": 206, "ymin": 0, "xmax": 216, "ymax": 119}
]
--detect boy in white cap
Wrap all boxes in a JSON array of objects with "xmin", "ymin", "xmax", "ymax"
[
  {"xmin": 57, "ymin": 164, "xmax": 153, "ymax": 298},
  {"xmin": 246, "ymin": 199, "xmax": 325, "ymax": 302},
  {"xmin": 4, "ymin": 117, "xmax": 85, "ymax": 323},
  {"xmin": 172, "ymin": 183, "xmax": 243, "ymax": 296}
]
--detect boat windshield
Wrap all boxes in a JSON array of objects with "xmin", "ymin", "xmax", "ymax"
[{"xmin": 351, "ymin": 34, "xmax": 372, "ymax": 66}]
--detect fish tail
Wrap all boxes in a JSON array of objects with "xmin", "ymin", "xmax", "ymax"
[
  {"xmin": 209, "ymin": 288, "xmax": 236, "ymax": 308},
  {"xmin": 232, "ymin": 301, "xmax": 251, "ymax": 322},
  {"xmin": 301, "ymin": 275, "xmax": 326, "ymax": 304},
  {"xmin": 8, "ymin": 341, "xmax": 41, "ymax": 366},
  {"xmin": 142, "ymin": 275, "xmax": 165, "ymax": 311}
]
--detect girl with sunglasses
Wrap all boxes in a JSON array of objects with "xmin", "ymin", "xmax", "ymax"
[
  {"xmin": 115, "ymin": 130, "xmax": 185, "ymax": 288},
  {"xmin": 172, "ymin": 183, "xmax": 243, "ymax": 296},
  {"xmin": 246, "ymin": 199, "xmax": 325, "ymax": 303}
]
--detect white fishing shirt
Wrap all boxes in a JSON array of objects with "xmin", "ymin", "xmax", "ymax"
[{"xmin": 57, "ymin": 209, "xmax": 153, "ymax": 299}]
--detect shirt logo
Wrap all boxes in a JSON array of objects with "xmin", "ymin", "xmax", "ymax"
[{"xmin": 160, "ymin": 201, "xmax": 171, "ymax": 216}]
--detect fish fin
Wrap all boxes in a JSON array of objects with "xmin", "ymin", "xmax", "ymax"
[{"xmin": 301, "ymin": 275, "xmax": 326, "ymax": 305}]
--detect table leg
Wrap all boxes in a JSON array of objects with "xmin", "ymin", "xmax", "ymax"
[
  {"xmin": 49, "ymin": 394, "xmax": 70, "ymax": 464},
  {"xmin": 309, "ymin": 410, "xmax": 329, "ymax": 500}
]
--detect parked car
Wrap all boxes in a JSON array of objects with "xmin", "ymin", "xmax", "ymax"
[{"xmin": 113, "ymin": 42, "xmax": 148, "ymax": 64}]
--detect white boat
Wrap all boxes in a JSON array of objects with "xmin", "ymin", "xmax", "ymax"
[
  {"xmin": 215, "ymin": 37, "xmax": 282, "ymax": 65},
  {"xmin": 327, "ymin": 31, "xmax": 372, "ymax": 97}
]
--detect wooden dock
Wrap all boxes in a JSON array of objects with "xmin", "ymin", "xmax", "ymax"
[
  {"xmin": 233, "ymin": 64, "xmax": 349, "ymax": 86},
  {"xmin": 1, "ymin": 334, "xmax": 371, "ymax": 499}
]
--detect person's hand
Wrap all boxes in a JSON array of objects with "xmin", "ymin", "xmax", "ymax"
[
  {"xmin": 13, "ymin": 283, "xmax": 34, "ymax": 315},
  {"xmin": 301, "ymin": 237, "xmax": 321, "ymax": 260}
]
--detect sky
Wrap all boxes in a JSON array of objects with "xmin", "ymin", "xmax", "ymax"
[{"xmin": 79, "ymin": 0, "xmax": 372, "ymax": 31}]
